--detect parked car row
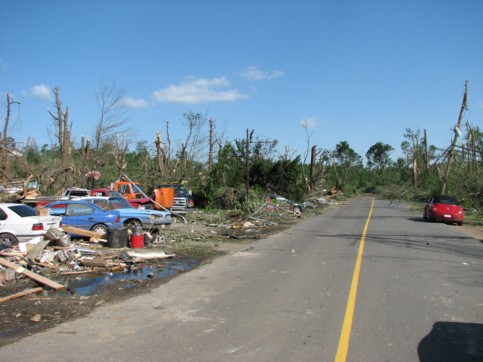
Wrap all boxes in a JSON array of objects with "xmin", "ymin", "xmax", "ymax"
[
  {"xmin": 44, "ymin": 198, "xmax": 172, "ymax": 236},
  {"xmin": 0, "ymin": 195, "xmax": 173, "ymax": 244}
]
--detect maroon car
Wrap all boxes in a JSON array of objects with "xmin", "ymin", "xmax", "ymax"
[{"xmin": 423, "ymin": 195, "xmax": 464, "ymax": 226}]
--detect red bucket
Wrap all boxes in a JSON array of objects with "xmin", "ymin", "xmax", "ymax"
[{"xmin": 130, "ymin": 234, "xmax": 144, "ymax": 248}]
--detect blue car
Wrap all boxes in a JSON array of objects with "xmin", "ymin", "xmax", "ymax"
[
  {"xmin": 44, "ymin": 200, "xmax": 123, "ymax": 235},
  {"xmin": 83, "ymin": 196, "xmax": 172, "ymax": 233}
]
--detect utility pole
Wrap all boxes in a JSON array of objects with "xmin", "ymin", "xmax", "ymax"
[{"xmin": 441, "ymin": 80, "xmax": 468, "ymax": 195}]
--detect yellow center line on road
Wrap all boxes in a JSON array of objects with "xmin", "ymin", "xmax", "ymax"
[{"xmin": 334, "ymin": 197, "xmax": 375, "ymax": 362}]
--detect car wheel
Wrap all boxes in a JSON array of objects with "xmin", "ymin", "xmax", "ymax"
[
  {"xmin": 423, "ymin": 210, "xmax": 429, "ymax": 221},
  {"xmin": 457, "ymin": 221, "xmax": 463, "ymax": 226},
  {"xmin": 0, "ymin": 233, "xmax": 19, "ymax": 245},
  {"xmin": 90, "ymin": 224, "xmax": 107, "ymax": 235},
  {"xmin": 126, "ymin": 220, "xmax": 141, "ymax": 234}
]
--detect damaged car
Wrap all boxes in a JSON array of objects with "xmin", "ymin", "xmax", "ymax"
[
  {"xmin": 44, "ymin": 200, "xmax": 123, "ymax": 235},
  {"xmin": 84, "ymin": 196, "xmax": 172, "ymax": 233},
  {"xmin": 0, "ymin": 203, "xmax": 62, "ymax": 244}
]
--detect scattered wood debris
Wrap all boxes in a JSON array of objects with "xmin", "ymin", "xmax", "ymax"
[
  {"xmin": 0, "ymin": 203, "xmax": 333, "ymax": 301},
  {"xmin": 0, "ymin": 287, "xmax": 43, "ymax": 303},
  {"xmin": 0, "ymin": 257, "xmax": 64, "ymax": 291}
]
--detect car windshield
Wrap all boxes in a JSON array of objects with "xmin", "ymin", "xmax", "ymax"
[
  {"xmin": 89, "ymin": 199, "xmax": 111, "ymax": 209},
  {"xmin": 132, "ymin": 184, "xmax": 144, "ymax": 193},
  {"xmin": 108, "ymin": 190, "xmax": 123, "ymax": 198},
  {"xmin": 108, "ymin": 197, "xmax": 134, "ymax": 209},
  {"xmin": 158, "ymin": 184, "xmax": 188, "ymax": 195},
  {"xmin": 8, "ymin": 204, "xmax": 36, "ymax": 217},
  {"xmin": 68, "ymin": 189, "xmax": 89, "ymax": 197},
  {"xmin": 434, "ymin": 196, "xmax": 459, "ymax": 205}
]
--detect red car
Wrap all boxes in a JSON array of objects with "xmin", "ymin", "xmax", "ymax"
[{"xmin": 423, "ymin": 195, "xmax": 464, "ymax": 226}]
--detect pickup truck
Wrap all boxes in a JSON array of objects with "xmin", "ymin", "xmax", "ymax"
[{"xmin": 21, "ymin": 187, "xmax": 90, "ymax": 208}]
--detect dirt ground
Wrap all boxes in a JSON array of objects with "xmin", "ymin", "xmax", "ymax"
[{"xmin": 0, "ymin": 202, "xmax": 482, "ymax": 347}]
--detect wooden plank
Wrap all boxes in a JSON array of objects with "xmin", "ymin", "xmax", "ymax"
[
  {"xmin": 61, "ymin": 225, "xmax": 105, "ymax": 242},
  {"xmin": 79, "ymin": 259, "xmax": 113, "ymax": 268},
  {"xmin": 26, "ymin": 238, "xmax": 51, "ymax": 260},
  {"xmin": 0, "ymin": 257, "xmax": 64, "ymax": 291},
  {"xmin": 36, "ymin": 262, "xmax": 61, "ymax": 270},
  {"xmin": 61, "ymin": 270, "xmax": 97, "ymax": 275},
  {"xmin": 0, "ymin": 287, "xmax": 43, "ymax": 303}
]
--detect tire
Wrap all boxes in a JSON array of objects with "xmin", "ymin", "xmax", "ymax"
[
  {"xmin": 457, "ymin": 221, "xmax": 463, "ymax": 226},
  {"xmin": 0, "ymin": 233, "xmax": 19, "ymax": 245},
  {"xmin": 90, "ymin": 224, "xmax": 107, "ymax": 235},
  {"xmin": 125, "ymin": 219, "xmax": 141, "ymax": 234}
]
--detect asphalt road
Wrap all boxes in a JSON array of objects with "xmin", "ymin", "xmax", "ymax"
[{"xmin": 1, "ymin": 197, "xmax": 482, "ymax": 362}]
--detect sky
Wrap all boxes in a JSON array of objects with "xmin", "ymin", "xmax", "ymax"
[{"xmin": 1, "ymin": 0, "xmax": 482, "ymax": 163}]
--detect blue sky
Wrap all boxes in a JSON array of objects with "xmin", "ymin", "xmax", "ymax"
[{"xmin": 1, "ymin": 0, "xmax": 482, "ymax": 162}]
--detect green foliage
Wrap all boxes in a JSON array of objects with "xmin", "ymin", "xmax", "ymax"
[
  {"xmin": 266, "ymin": 157, "xmax": 304, "ymax": 201},
  {"xmin": 365, "ymin": 142, "xmax": 394, "ymax": 170},
  {"xmin": 1, "ymin": 99, "xmax": 481, "ymax": 215}
]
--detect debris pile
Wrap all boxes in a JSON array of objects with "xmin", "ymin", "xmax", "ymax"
[
  {"xmin": 0, "ymin": 200, "xmax": 323, "ymax": 302},
  {"xmin": 0, "ymin": 226, "xmax": 177, "ymax": 299}
]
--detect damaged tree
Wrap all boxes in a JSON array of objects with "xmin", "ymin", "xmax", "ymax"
[
  {"xmin": 47, "ymin": 87, "xmax": 74, "ymax": 187},
  {"xmin": 441, "ymin": 80, "xmax": 468, "ymax": 195},
  {"xmin": 86, "ymin": 81, "xmax": 128, "ymax": 187},
  {"xmin": 1, "ymin": 94, "xmax": 19, "ymax": 183}
]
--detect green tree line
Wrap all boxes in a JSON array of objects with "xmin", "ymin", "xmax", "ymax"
[{"xmin": 1, "ymin": 87, "xmax": 482, "ymax": 213}]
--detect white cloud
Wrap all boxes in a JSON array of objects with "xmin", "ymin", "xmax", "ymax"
[
  {"xmin": 300, "ymin": 117, "xmax": 317, "ymax": 129},
  {"xmin": 152, "ymin": 77, "xmax": 247, "ymax": 104},
  {"xmin": 239, "ymin": 66, "xmax": 284, "ymax": 81},
  {"xmin": 121, "ymin": 96, "xmax": 148, "ymax": 108},
  {"xmin": 27, "ymin": 84, "xmax": 53, "ymax": 101}
]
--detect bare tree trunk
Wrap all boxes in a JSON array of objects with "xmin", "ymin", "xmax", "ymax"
[
  {"xmin": 165, "ymin": 121, "xmax": 172, "ymax": 167},
  {"xmin": 423, "ymin": 129, "xmax": 429, "ymax": 172},
  {"xmin": 308, "ymin": 145, "xmax": 316, "ymax": 193},
  {"xmin": 1, "ymin": 94, "xmax": 11, "ymax": 183},
  {"xmin": 180, "ymin": 143, "xmax": 187, "ymax": 168},
  {"xmin": 208, "ymin": 118, "xmax": 215, "ymax": 171},
  {"xmin": 441, "ymin": 80, "xmax": 468, "ymax": 195},
  {"xmin": 154, "ymin": 131, "xmax": 165, "ymax": 174},
  {"xmin": 90, "ymin": 81, "xmax": 128, "ymax": 183},
  {"xmin": 81, "ymin": 136, "xmax": 91, "ymax": 188},
  {"xmin": 411, "ymin": 134, "xmax": 419, "ymax": 188},
  {"xmin": 48, "ymin": 87, "xmax": 74, "ymax": 187},
  {"xmin": 113, "ymin": 137, "xmax": 128, "ymax": 178}
]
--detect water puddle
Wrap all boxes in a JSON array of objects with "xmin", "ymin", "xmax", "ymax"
[{"xmin": 65, "ymin": 259, "xmax": 200, "ymax": 296}]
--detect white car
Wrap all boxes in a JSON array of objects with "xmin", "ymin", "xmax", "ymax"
[{"xmin": 0, "ymin": 203, "xmax": 62, "ymax": 244}]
